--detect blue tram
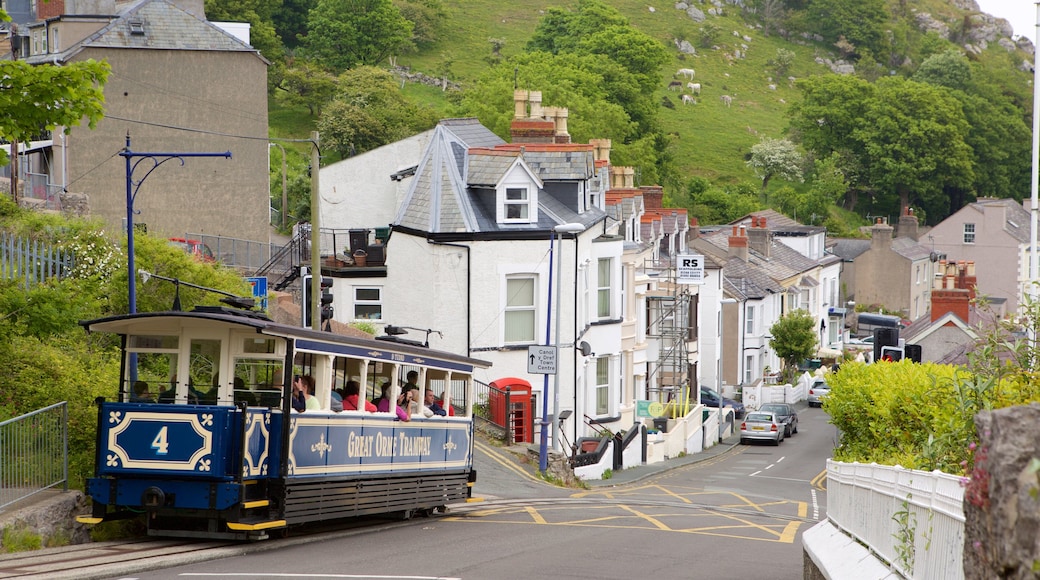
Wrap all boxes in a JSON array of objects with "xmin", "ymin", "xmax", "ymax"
[{"xmin": 76, "ymin": 306, "xmax": 489, "ymax": 540}]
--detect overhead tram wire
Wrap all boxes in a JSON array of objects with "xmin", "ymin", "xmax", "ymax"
[{"xmin": 103, "ymin": 114, "xmax": 314, "ymax": 145}]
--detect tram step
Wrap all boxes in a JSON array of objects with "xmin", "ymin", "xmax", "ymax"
[
  {"xmin": 242, "ymin": 499, "xmax": 270, "ymax": 509},
  {"xmin": 227, "ymin": 517, "xmax": 287, "ymax": 531}
]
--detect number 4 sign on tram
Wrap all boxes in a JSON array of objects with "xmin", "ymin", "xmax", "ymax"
[{"xmin": 676, "ymin": 253, "xmax": 705, "ymax": 284}]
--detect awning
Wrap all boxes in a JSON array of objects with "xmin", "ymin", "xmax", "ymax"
[{"xmin": 0, "ymin": 140, "xmax": 53, "ymax": 155}]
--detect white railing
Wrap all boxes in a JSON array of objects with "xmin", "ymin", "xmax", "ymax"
[{"xmin": 827, "ymin": 459, "xmax": 965, "ymax": 579}]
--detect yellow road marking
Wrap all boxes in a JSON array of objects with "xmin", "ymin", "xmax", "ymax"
[
  {"xmin": 524, "ymin": 506, "xmax": 547, "ymax": 524},
  {"xmin": 810, "ymin": 468, "xmax": 828, "ymax": 491}
]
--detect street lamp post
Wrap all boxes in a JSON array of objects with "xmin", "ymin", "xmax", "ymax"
[
  {"xmin": 121, "ymin": 133, "xmax": 230, "ymax": 314},
  {"xmin": 539, "ymin": 222, "xmax": 585, "ymax": 475}
]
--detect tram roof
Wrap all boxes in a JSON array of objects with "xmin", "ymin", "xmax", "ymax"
[{"xmin": 81, "ymin": 307, "xmax": 491, "ymax": 369}]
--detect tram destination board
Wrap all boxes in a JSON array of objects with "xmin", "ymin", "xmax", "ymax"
[{"xmin": 527, "ymin": 345, "xmax": 557, "ymax": 375}]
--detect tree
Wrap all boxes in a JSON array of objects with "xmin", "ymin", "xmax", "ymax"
[
  {"xmin": 912, "ymin": 49, "xmax": 972, "ymax": 92},
  {"xmin": 0, "ymin": 60, "xmax": 110, "ymax": 167},
  {"xmin": 804, "ymin": 0, "xmax": 888, "ymax": 60},
  {"xmin": 272, "ymin": 57, "xmax": 337, "ymax": 116},
  {"xmin": 394, "ymin": 0, "xmax": 447, "ymax": 50},
  {"xmin": 302, "ymin": 0, "xmax": 413, "ymax": 71},
  {"xmin": 769, "ymin": 309, "xmax": 817, "ymax": 382},
  {"xmin": 204, "ymin": 0, "xmax": 284, "ymax": 61},
  {"xmin": 316, "ymin": 66, "xmax": 438, "ymax": 158},
  {"xmin": 746, "ymin": 138, "xmax": 803, "ymax": 191}
]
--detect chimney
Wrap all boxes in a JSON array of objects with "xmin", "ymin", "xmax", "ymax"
[
  {"xmin": 870, "ymin": 217, "xmax": 893, "ymax": 252},
  {"xmin": 688, "ymin": 216, "xmax": 700, "ymax": 240},
  {"xmin": 513, "ymin": 89, "xmax": 529, "ymax": 119},
  {"xmin": 897, "ymin": 206, "xmax": 919, "ymax": 241},
  {"xmin": 554, "ymin": 107, "xmax": 570, "ymax": 144},
  {"xmin": 729, "ymin": 225, "xmax": 749, "ymax": 262},
  {"xmin": 529, "ymin": 91, "xmax": 543, "ymax": 119},
  {"xmin": 623, "ymin": 167, "xmax": 634, "ymax": 188},
  {"xmin": 593, "ymin": 139, "xmax": 612, "ymax": 164},
  {"xmin": 640, "ymin": 185, "xmax": 663, "ymax": 209},
  {"xmin": 747, "ymin": 216, "xmax": 770, "ymax": 258}
]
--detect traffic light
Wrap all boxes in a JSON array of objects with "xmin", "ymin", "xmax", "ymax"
[
  {"xmin": 904, "ymin": 344, "xmax": 922, "ymax": 363},
  {"xmin": 873, "ymin": 327, "xmax": 900, "ymax": 362},
  {"xmin": 879, "ymin": 345, "xmax": 903, "ymax": 362},
  {"xmin": 302, "ymin": 275, "xmax": 334, "ymax": 327}
]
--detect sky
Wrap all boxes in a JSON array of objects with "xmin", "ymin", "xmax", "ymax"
[{"xmin": 975, "ymin": 0, "xmax": 1036, "ymax": 44}]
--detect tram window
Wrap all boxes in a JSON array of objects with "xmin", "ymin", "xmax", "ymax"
[
  {"xmin": 235, "ymin": 359, "xmax": 284, "ymax": 408},
  {"xmin": 190, "ymin": 339, "xmax": 222, "ymax": 405},
  {"xmin": 241, "ymin": 337, "xmax": 278, "ymax": 355},
  {"xmin": 129, "ymin": 352, "xmax": 178, "ymax": 403},
  {"xmin": 128, "ymin": 335, "xmax": 178, "ymax": 350}
]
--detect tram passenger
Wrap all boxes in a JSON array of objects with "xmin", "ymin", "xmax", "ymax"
[
  {"xmin": 302, "ymin": 375, "xmax": 319, "ymax": 411},
  {"xmin": 343, "ymin": 381, "xmax": 377, "ymax": 411},
  {"xmin": 403, "ymin": 371, "xmax": 421, "ymax": 395},
  {"xmin": 424, "ymin": 389, "xmax": 447, "ymax": 416},
  {"xmin": 291, "ymin": 375, "xmax": 307, "ymax": 412},
  {"xmin": 372, "ymin": 383, "xmax": 391, "ymax": 408},
  {"xmin": 158, "ymin": 377, "xmax": 177, "ymax": 404},
  {"xmin": 131, "ymin": 381, "xmax": 155, "ymax": 403},
  {"xmin": 436, "ymin": 391, "xmax": 455, "ymax": 416},
  {"xmin": 376, "ymin": 382, "xmax": 410, "ymax": 421},
  {"xmin": 233, "ymin": 377, "xmax": 257, "ymax": 407},
  {"xmin": 330, "ymin": 389, "xmax": 344, "ymax": 412}
]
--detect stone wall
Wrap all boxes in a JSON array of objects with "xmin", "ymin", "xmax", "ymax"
[
  {"xmin": 0, "ymin": 491, "xmax": 93, "ymax": 548},
  {"xmin": 963, "ymin": 403, "xmax": 1040, "ymax": 578}
]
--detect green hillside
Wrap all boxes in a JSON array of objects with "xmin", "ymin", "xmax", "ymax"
[{"xmin": 267, "ymin": 0, "xmax": 1035, "ymax": 229}]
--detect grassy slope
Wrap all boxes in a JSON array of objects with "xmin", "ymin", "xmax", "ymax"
[{"xmin": 271, "ymin": 0, "xmax": 1033, "ymax": 210}]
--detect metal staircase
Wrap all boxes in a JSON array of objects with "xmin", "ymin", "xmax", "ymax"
[{"xmin": 253, "ymin": 227, "xmax": 310, "ymax": 291}]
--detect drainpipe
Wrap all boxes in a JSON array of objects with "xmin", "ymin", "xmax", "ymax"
[
  {"xmin": 430, "ymin": 240, "xmax": 471, "ymax": 356},
  {"xmin": 572, "ymin": 236, "xmax": 579, "ymax": 447}
]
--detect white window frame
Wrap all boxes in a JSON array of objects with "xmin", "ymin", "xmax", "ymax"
[
  {"xmin": 745, "ymin": 355, "xmax": 754, "ymax": 384},
  {"xmin": 504, "ymin": 275, "xmax": 537, "ymax": 344},
  {"xmin": 597, "ymin": 258, "xmax": 612, "ymax": 319},
  {"xmin": 502, "ymin": 187, "xmax": 530, "ymax": 223},
  {"xmin": 745, "ymin": 304, "xmax": 755, "ymax": 335},
  {"xmin": 352, "ymin": 286, "xmax": 382, "ymax": 321},
  {"xmin": 49, "ymin": 26, "xmax": 58, "ymax": 52},
  {"xmin": 963, "ymin": 223, "xmax": 976, "ymax": 244},
  {"xmin": 594, "ymin": 356, "xmax": 611, "ymax": 416}
]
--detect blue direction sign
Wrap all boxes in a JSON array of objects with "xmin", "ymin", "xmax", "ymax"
[{"xmin": 247, "ymin": 276, "xmax": 268, "ymax": 310}]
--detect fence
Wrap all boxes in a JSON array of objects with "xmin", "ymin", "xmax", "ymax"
[
  {"xmin": 0, "ymin": 232, "xmax": 74, "ymax": 289},
  {"xmin": 186, "ymin": 232, "xmax": 283, "ymax": 273},
  {"xmin": 0, "ymin": 402, "xmax": 69, "ymax": 512},
  {"xmin": 826, "ymin": 459, "xmax": 965, "ymax": 579}
]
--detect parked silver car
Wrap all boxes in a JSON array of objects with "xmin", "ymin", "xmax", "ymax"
[
  {"xmin": 740, "ymin": 411, "xmax": 785, "ymax": 445},
  {"xmin": 807, "ymin": 378, "xmax": 830, "ymax": 408},
  {"xmin": 759, "ymin": 402, "xmax": 798, "ymax": 436}
]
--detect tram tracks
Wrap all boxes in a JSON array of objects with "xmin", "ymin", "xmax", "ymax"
[{"xmin": 0, "ymin": 496, "xmax": 813, "ymax": 579}]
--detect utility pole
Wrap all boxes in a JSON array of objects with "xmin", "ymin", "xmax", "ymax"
[{"xmin": 310, "ymin": 131, "xmax": 321, "ymax": 331}]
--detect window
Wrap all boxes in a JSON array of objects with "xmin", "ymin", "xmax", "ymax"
[
  {"xmin": 353, "ymin": 287, "xmax": 382, "ymax": 320},
  {"xmin": 745, "ymin": 304, "xmax": 755, "ymax": 335},
  {"xmin": 916, "ymin": 265, "xmax": 922, "ymax": 284},
  {"xmin": 504, "ymin": 188, "xmax": 529, "ymax": 220},
  {"xmin": 963, "ymin": 223, "xmax": 975, "ymax": 244},
  {"xmin": 597, "ymin": 258, "xmax": 612, "ymax": 318},
  {"xmin": 745, "ymin": 355, "xmax": 754, "ymax": 383},
  {"xmin": 595, "ymin": 357, "xmax": 609, "ymax": 415},
  {"xmin": 504, "ymin": 276, "xmax": 536, "ymax": 343},
  {"xmin": 49, "ymin": 27, "xmax": 58, "ymax": 52}
]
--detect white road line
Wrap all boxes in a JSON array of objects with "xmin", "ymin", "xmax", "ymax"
[
  {"xmin": 749, "ymin": 470, "xmax": 762, "ymax": 477},
  {"xmin": 180, "ymin": 575, "xmax": 461, "ymax": 579},
  {"xmin": 811, "ymin": 488, "xmax": 819, "ymax": 519}
]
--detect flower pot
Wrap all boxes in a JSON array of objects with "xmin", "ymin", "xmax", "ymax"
[{"xmin": 353, "ymin": 249, "xmax": 367, "ymax": 267}]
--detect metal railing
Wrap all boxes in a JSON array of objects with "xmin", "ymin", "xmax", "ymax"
[
  {"xmin": 826, "ymin": 459, "xmax": 965, "ymax": 579},
  {"xmin": 472, "ymin": 380, "xmax": 532, "ymax": 444},
  {"xmin": 0, "ymin": 402, "xmax": 69, "ymax": 512},
  {"xmin": 0, "ymin": 232, "xmax": 75, "ymax": 290},
  {"xmin": 185, "ymin": 232, "xmax": 283, "ymax": 273}
]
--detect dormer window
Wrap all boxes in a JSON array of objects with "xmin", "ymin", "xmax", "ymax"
[
  {"xmin": 129, "ymin": 19, "xmax": 145, "ymax": 35},
  {"xmin": 505, "ymin": 188, "xmax": 529, "ymax": 220}
]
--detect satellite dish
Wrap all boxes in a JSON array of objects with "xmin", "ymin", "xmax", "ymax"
[{"xmin": 579, "ymin": 341, "xmax": 594, "ymax": 357}]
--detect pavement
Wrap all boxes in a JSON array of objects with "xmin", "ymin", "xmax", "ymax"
[{"xmin": 492, "ymin": 432, "xmax": 744, "ymax": 488}]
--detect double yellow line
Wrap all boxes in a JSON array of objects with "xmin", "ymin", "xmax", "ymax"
[
  {"xmin": 474, "ymin": 440, "xmax": 544, "ymax": 483},
  {"xmin": 810, "ymin": 468, "xmax": 828, "ymax": 491}
]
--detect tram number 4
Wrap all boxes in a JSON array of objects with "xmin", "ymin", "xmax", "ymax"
[{"xmin": 151, "ymin": 426, "xmax": 170, "ymax": 455}]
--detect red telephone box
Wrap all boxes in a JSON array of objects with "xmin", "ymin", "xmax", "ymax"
[{"xmin": 489, "ymin": 377, "xmax": 532, "ymax": 444}]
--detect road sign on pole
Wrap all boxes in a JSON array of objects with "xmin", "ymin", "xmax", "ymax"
[{"xmin": 527, "ymin": 345, "xmax": 558, "ymax": 375}]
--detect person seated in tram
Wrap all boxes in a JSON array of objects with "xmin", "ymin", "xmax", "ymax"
[
  {"xmin": 436, "ymin": 390, "xmax": 455, "ymax": 416},
  {"xmin": 342, "ymin": 380, "xmax": 377, "ymax": 412},
  {"xmin": 424, "ymin": 389, "xmax": 447, "ymax": 416},
  {"xmin": 292, "ymin": 375, "xmax": 317, "ymax": 412},
  {"xmin": 375, "ymin": 382, "xmax": 410, "ymax": 421},
  {"xmin": 130, "ymin": 380, "xmax": 155, "ymax": 403}
]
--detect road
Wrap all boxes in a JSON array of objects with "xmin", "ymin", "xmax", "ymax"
[{"xmin": 4, "ymin": 405, "xmax": 835, "ymax": 580}]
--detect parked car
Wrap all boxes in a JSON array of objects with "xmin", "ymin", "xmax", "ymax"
[
  {"xmin": 759, "ymin": 402, "xmax": 798, "ymax": 436},
  {"xmin": 847, "ymin": 335, "xmax": 874, "ymax": 346},
  {"xmin": 740, "ymin": 411, "xmax": 784, "ymax": 445},
  {"xmin": 699, "ymin": 386, "xmax": 746, "ymax": 418},
  {"xmin": 168, "ymin": 237, "xmax": 215, "ymax": 263},
  {"xmin": 807, "ymin": 378, "xmax": 830, "ymax": 408}
]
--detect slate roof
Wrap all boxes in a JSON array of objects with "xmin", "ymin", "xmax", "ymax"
[
  {"xmin": 394, "ymin": 118, "xmax": 607, "ymax": 235},
  {"xmin": 829, "ymin": 238, "xmax": 871, "ymax": 261},
  {"xmin": 970, "ymin": 198, "xmax": 1032, "ymax": 244},
  {"xmin": 890, "ymin": 237, "xmax": 933, "ymax": 261},
  {"xmin": 26, "ymin": 0, "xmax": 264, "ymax": 65}
]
